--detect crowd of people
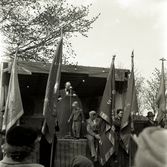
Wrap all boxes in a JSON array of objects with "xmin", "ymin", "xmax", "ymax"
[{"xmin": 0, "ymin": 81, "xmax": 167, "ymax": 167}]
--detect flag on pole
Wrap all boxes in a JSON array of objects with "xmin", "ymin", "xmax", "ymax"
[
  {"xmin": 120, "ymin": 51, "xmax": 138, "ymax": 153},
  {"xmin": 2, "ymin": 49, "xmax": 24, "ymax": 132},
  {"xmin": 156, "ymin": 58, "xmax": 166, "ymax": 124},
  {"xmin": 42, "ymin": 36, "xmax": 63, "ymax": 143},
  {"xmin": 98, "ymin": 56, "xmax": 116, "ymax": 166}
]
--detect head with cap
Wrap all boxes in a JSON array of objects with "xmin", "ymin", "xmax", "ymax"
[
  {"xmin": 133, "ymin": 127, "xmax": 167, "ymax": 167},
  {"xmin": 71, "ymin": 155, "xmax": 93, "ymax": 167},
  {"xmin": 146, "ymin": 111, "xmax": 155, "ymax": 121},
  {"xmin": 3, "ymin": 125, "xmax": 38, "ymax": 162},
  {"xmin": 89, "ymin": 111, "xmax": 96, "ymax": 120}
]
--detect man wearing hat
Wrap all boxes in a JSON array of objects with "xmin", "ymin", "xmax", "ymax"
[
  {"xmin": 145, "ymin": 111, "xmax": 157, "ymax": 128},
  {"xmin": 0, "ymin": 125, "xmax": 44, "ymax": 167},
  {"xmin": 86, "ymin": 111, "xmax": 101, "ymax": 161},
  {"xmin": 133, "ymin": 126, "xmax": 167, "ymax": 167},
  {"xmin": 71, "ymin": 155, "xmax": 93, "ymax": 167}
]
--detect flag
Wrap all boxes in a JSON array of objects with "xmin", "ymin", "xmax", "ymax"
[
  {"xmin": 120, "ymin": 51, "xmax": 138, "ymax": 153},
  {"xmin": 156, "ymin": 59, "xmax": 166, "ymax": 123},
  {"xmin": 2, "ymin": 52, "xmax": 24, "ymax": 132},
  {"xmin": 98, "ymin": 56, "xmax": 116, "ymax": 166},
  {"xmin": 42, "ymin": 37, "xmax": 63, "ymax": 143}
]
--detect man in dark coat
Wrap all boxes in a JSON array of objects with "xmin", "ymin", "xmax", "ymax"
[
  {"xmin": 58, "ymin": 82, "xmax": 76, "ymax": 101},
  {"xmin": 113, "ymin": 109, "xmax": 124, "ymax": 161},
  {"xmin": 144, "ymin": 111, "xmax": 157, "ymax": 128}
]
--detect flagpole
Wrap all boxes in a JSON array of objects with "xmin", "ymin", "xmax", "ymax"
[
  {"xmin": 2, "ymin": 42, "xmax": 24, "ymax": 132},
  {"xmin": 49, "ymin": 33, "xmax": 63, "ymax": 167},
  {"xmin": 111, "ymin": 55, "xmax": 117, "ymax": 164},
  {"xmin": 9, "ymin": 43, "xmax": 20, "ymax": 127},
  {"xmin": 156, "ymin": 57, "xmax": 166, "ymax": 124},
  {"xmin": 129, "ymin": 52, "xmax": 134, "ymax": 167},
  {"xmin": 50, "ymin": 131, "xmax": 56, "ymax": 167},
  {"xmin": 15, "ymin": 44, "xmax": 21, "ymax": 126},
  {"xmin": 111, "ymin": 55, "xmax": 116, "ymax": 120},
  {"xmin": 159, "ymin": 58, "xmax": 166, "ymax": 119},
  {"xmin": 98, "ymin": 54, "xmax": 116, "ymax": 166}
]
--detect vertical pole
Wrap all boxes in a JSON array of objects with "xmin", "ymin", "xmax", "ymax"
[
  {"xmin": 159, "ymin": 58, "xmax": 166, "ymax": 120},
  {"xmin": 111, "ymin": 55, "xmax": 116, "ymax": 165},
  {"xmin": 69, "ymin": 91, "xmax": 72, "ymax": 137},
  {"xmin": 50, "ymin": 32, "xmax": 63, "ymax": 167},
  {"xmin": 129, "ymin": 51, "xmax": 134, "ymax": 167},
  {"xmin": 50, "ymin": 133, "xmax": 56, "ymax": 167},
  {"xmin": 0, "ymin": 62, "xmax": 4, "ymax": 131},
  {"xmin": 0, "ymin": 62, "xmax": 4, "ymax": 160}
]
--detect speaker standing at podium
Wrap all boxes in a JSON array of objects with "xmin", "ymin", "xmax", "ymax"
[
  {"xmin": 58, "ymin": 82, "xmax": 76, "ymax": 101},
  {"xmin": 57, "ymin": 82, "xmax": 83, "ymax": 138}
]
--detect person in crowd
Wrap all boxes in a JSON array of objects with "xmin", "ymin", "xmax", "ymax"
[
  {"xmin": 71, "ymin": 155, "xmax": 93, "ymax": 167},
  {"xmin": 68, "ymin": 101, "xmax": 84, "ymax": 139},
  {"xmin": 58, "ymin": 81, "xmax": 76, "ymax": 101},
  {"xmin": 113, "ymin": 109, "xmax": 124, "ymax": 162},
  {"xmin": 133, "ymin": 126, "xmax": 167, "ymax": 167},
  {"xmin": 114, "ymin": 109, "xmax": 124, "ymax": 132},
  {"xmin": 0, "ymin": 125, "xmax": 44, "ymax": 167},
  {"xmin": 86, "ymin": 111, "xmax": 101, "ymax": 162},
  {"xmin": 145, "ymin": 111, "xmax": 157, "ymax": 127}
]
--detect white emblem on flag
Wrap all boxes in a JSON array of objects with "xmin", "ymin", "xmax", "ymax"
[
  {"xmin": 112, "ymin": 90, "xmax": 116, "ymax": 94},
  {"xmin": 107, "ymin": 97, "xmax": 112, "ymax": 105}
]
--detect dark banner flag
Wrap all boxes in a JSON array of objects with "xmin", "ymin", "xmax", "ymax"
[
  {"xmin": 98, "ymin": 56, "xmax": 116, "ymax": 166},
  {"xmin": 156, "ymin": 58, "xmax": 166, "ymax": 124},
  {"xmin": 42, "ymin": 37, "xmax": 63, "ymax": 143},
  {"xmin": 2, "ymin": 50, "xmax": 24, "ymax": 132},
  {"xmin": 120, "ymin": 51, "xmax": 138, "ymax": 154}
]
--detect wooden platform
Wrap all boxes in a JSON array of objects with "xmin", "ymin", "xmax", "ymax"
[
  {"xmin": 23, "ymin": 136, "xmax": 138, "ymax": 167},
  {"xmin": 54, "ymin": 139, "xmax": 90, "ymax": 167},
  {"xmin": 30, "ymin": 118, "xmax": 146, "ymax": 167}
]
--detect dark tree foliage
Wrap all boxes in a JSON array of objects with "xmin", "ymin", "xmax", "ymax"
[{"xmin": 0, "ymin": 0, "xmax": 100, "ymax": 63}]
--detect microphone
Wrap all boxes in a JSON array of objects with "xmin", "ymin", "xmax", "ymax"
[{"xmin": 69, "ymin": 86, "xmax": 73, "ymax": 96}]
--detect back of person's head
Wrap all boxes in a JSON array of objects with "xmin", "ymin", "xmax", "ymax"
[
  {"xmin": 133, "ymin": 127, "xmax": 167, "ymax": 167},
  {"xmin": 3, "ymin": 125, "xmax": 38, "ymax": 162},
  {"xmin": 71, "ymin": 155, "xmax": 93, "ymax": 167}
]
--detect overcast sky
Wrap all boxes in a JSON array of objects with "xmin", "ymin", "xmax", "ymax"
[{"xmin": 67, "ymin": 0, "xmax": 167, "ymax": 79}]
